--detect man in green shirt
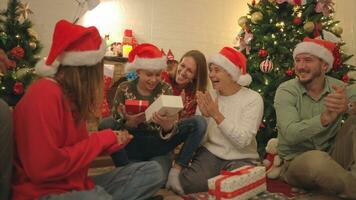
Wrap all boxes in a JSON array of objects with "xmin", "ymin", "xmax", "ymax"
[{"xmin": 274, "ymin": 37, "xmax": 356, "ymax": 198}]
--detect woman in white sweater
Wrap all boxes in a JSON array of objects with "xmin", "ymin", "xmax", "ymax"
[{"xmin": 166, "ymin": 47, "xmax": 264, "ymax": 194}]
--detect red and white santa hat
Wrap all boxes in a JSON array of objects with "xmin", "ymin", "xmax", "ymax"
[
  {"xmin": 293, "ymin": 37, "xmax": 336, "ymax": 72},
  {"xmin": 167, "ymin": 49, "xmax": 175, "ymax": 61},
  {"xmin": 125, "ymin": 43, "xmax": 166, "ymax": 72},
  {"xmin": 35, "ymin": 20, "xmax": 106, "ymax": 77},
  {"xmin": 209, "ymin": 47, "xmax": 252, "ymax": 86}
]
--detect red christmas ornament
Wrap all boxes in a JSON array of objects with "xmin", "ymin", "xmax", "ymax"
[
  {"xmin": 7, "ymin": 60, "xmax": 17, "ymax": 70},
  {"xmin": 332, "ymin": 47, "xmax": 342, "ymax": 71},
  {"xmin": 258, "ymin": 48, "xmax": 268, "ymax": 58},
  {"xmin": 313, "ymin": 22, "xmax": 322, "ymax": 38},
  {"xmin": 294, "ymin": 0, "xmax": 302, "ymax": 6},
  {"xmin": 293, "ymin": 17, "xmax": 302, "ymax": 25},
  {"xmin": 260, "ymin": 58, "xmax": 273, "ymax": 73},
  {"xmin": 10, "ymin": 46, "xmax": 25, "ymax": 60},
  {"xmin": 13, "ymin": 82, "xmax": 24, "ymax": 95},
  {"xmin": 259, "ymin": 122, "xmax": 266, "ymax": 129},
  {"xmin": 286, "ymin": 69, "xmax": 294, "ymax": 76},
  {"xmin": 342, "ymin": 74, "xmax": 349, "ymax": 83}
]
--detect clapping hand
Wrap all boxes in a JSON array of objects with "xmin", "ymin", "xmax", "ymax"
[
  {"xmin": 196, "ymin": 91, "xmax": 225, "ymax": 124},
  {"xmin": 196, "ymin": 91, "xmax": 219, "ymax": 117},
  {"xmin": 321, "ymin": 85, "xmax": 348, "ymax": 126},
  {"xmin": 324, "ymin": 85, "xmax": 349, "ymax": 114}
]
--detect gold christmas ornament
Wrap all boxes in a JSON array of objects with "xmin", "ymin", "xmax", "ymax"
[
  {"xmin": 29, "ymin": 41, "xmax": 37, "ymax": 50},
  {"xmin": 251, "ymin": 11, "xmax": 263, "ymax": 24},
  {"xmin": 28, "ymin": 28, "xmax": 39, "ymax": 40},
  {"xmin": 16, "ymin": 68, "xmax": 31, "ymax": 79},
  {"xmin": 332, "ymin": 25, "xmax": 343, "ymax": 35},
  {"xmin": 238, "ymin": 16, "xmax": 248, "ymax": 28},
  {"xmin": 276, "ymin": 21, "xmax": 285, "ymax": 28},
  {"xmin": 17, "ymin": 2, "xmax": 33, "ymax": 20},
  {"xmin": 303, "ymin": 21, "xmax": 315, "ymax": 32}
]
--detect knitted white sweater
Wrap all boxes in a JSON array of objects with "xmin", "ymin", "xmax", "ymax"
[{"xmin": 201, "ymin": 87, "xmax": 264, "ymax": 160}]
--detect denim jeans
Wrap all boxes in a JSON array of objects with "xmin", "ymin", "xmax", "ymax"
[
  {"xmin": 99, "ymin": 115, "xmax": 207, "ymax": 179},
  {"xmin": 40, "ymin": 161, "xmax": 164, "ymax": 200},
  {"xmin": 0, "ymin": 99, "xmax": 12, "ymax": 200}
]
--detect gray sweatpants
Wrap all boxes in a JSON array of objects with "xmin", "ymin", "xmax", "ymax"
[
  {"xmin": 179, "ymin": 147, "xmax": 257, "ymax": 194},
  {"xmin": 0, "ymin": 99, "xmax": 13, "ymax": 200}
]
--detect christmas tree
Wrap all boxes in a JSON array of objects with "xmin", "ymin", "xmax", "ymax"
[
  {"xmin": 237, "ymin": 0, "xmax": 355, "ymax": 158},
  {"xmin": 0, "ymin": 0, "xmax": 42, "ymax": 106}
]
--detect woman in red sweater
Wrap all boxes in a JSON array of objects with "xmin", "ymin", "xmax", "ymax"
[{"xmin": 12, "ymin": 20, "xmax": 163, "ymax": 200}]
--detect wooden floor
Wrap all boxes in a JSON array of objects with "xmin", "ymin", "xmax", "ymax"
[
  {"xmin": 156, "ymin": 189, "xmax": 182, "ymax": 200},
  {"xmin": 88, "ymin": 157, "xmax": 346, "ymax": 200}
]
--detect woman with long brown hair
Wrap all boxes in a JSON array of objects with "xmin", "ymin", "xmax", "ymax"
[
  {"xmin": 12, "ymin": 20, "xmax": 163, "ymax": 200},
  {"xmin": 161, "ymin": 50, "xmax": 209, "ymax": 119}
]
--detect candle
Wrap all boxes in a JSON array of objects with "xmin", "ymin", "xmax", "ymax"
[{"xmin": 122, "ymin": 44, "xmax": 132, "ymax": 58}]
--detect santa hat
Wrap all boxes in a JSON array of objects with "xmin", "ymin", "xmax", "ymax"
[
  {"xmin": 209, "ymin": 47, "xmax": 252, "ymax": 86},
  {"xmin": 125, "ymin": 43, "xmax": 166, "ymax": 72},
  {"xmin": 293, "ymin": 37, "xmax": 336, "ymax": 72},
  {"xmin": 167, "ymin": 49, "xmax": 175, "ymax": 61},
  {"xmin": 161, "ymin": 48, "xmax": 166, "ymax": 56},
  {"xmin": 35, "ymin": 20, "xmax": 106, "ymax": 77}
]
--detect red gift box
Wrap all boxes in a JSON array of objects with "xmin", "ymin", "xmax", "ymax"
[{"xmin": 125, "ymin": 99, "xmax": 149, "ymax": 115}]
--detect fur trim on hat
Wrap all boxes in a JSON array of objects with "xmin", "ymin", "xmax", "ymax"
[
  {"xmin": 293, "ymin": 41, "xmax": 334, "ymax": 72},
  {"xmin": 35, "ymin": 58, "xmax": 59, "ymax": 77},
  {"xmin": 35, "ymin": 39, "xmax": 106, "ymax": 77},
  {"xmin": 125, "ymin": 56, "xmax": 167, "ymax": 72},
  {"xmin": 59, "ymin": 39, "xmax": 106, "ymax": 66},
  {"xmin": 210, "ymin": 53, "xmax": 243, "ymax": 80}
]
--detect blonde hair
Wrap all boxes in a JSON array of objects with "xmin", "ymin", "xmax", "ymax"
[{"xmin": 54, "ymin": 61, "xmax": 103, "ymax": 122}]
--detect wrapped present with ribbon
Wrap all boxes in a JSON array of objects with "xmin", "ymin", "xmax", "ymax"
[
  {"xmin": 208, "ymin": 165, "xmax": 266, "ymax": 200},
  {"xmin": 125, "ymin": 99, "xmax": 149, "ymax": 115}
]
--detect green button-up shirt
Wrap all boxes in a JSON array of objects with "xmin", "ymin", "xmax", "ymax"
[{"xmin": 274, "ymin": 76, "xmax": 356, "ymax": 161}]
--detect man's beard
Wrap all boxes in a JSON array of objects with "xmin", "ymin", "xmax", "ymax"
[{"xmin": 296, "ymin": 69, "xmax": 323, "ymax": 85}]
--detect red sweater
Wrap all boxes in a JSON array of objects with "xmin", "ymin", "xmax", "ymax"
[{"xmin": 12, "ymin": 79, "xmax": 119, "ymax": 200}]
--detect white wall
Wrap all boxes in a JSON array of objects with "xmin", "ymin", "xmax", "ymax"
[
  {"xmin": 4, "ymin": 0, "xmax": 249, "ymax": 59},
  {"xmin": 1, "ymin": 0, "xmax": 355, "ymax": 68}
]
